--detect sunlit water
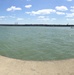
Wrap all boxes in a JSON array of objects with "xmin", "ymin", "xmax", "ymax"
[{"xmin": 0, "ymin": 26, "xmax": 74, "ymax": 60}]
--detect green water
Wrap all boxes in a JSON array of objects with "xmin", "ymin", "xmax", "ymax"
[{"xmin": 0, "ymin": 26, "xmax": 74, "ymax": 60}]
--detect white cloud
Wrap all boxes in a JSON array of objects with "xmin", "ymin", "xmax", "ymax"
[
  {"xmin": 66, "ymin": 13, "xmax": 74, "ymax": 17},
  {"xmin": 71, "ymin": 6, "xmax": 74, "ymax": 9},
  {"xmin": 38, "ymin": 16, "xmax": 56, "ymax": 21},
  {"xmin": 55, "ymin": 6, "xmax": 68, "ymax": 11},
  {"xmin": 0, "ymin": 16, "xmax": 6, "ymax": 20},
  {"xmin": 25, "ymin": 5, "xmax": 32, "ymax": 8},
  {"xmin": 6, "ymin": 6, "xmax": 22, "ymax": 11},
  {"xmin": 27, "ymin": 0, "xmax": 31, "ymax": 1},
  {"xmin": 51, "ymin": 18, "xmax": 56, "ymax": 21},
  {"xmin": 67, "ymin": 0, "xmax": 72, "ymax": 1},
  {"xmin": 0, "ymin": 16, "xmax": 16, "ymax": 20},
  {"xmin": 17, "ymin": 18, "xmax": 24, "ymax": 21},
  {"xmin": 70, "ymin": 9, "xmax": 74, "ymax": 12},
  {"xmin": 67, "ymin": 18, "xmax": 74, "ymax": 20},
  {"xmin": 38, "ymin": 16, "xmax": 45, "ymax": 19},
  {"xmin": 38, "ymin": 16, "xmax": 50, "ymax": 21},
  {"xmin": 56, "ymin": 12, "xmax": 65, "ymax": 15},
  {"xmin": 70, "ymin": 6, "xmax": 74, "ymax": 12},
  {"xmin": 26, "ymin": 9, "xmax": 56, "ymax": 15},
  {"xmin": 0, "ymin": 16, "xmax": 5, "ymax": 19},
  {"xmin": 9, "ymin": 16, "xmax": 15, "ymax": 18}
]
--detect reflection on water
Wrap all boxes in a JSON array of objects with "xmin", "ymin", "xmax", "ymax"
[{"xmin": 0, "ymin": 26, "xmax": 74, "ymax": 60}]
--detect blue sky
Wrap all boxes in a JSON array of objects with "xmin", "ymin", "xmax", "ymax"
[{"xmin": 0, "ymin": 0, "xmax": 74, "ymax": 24}]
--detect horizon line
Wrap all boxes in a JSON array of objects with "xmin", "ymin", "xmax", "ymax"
[{"xmin": 0, "ymin": 24, "xmax": 74, "ymax": 27}]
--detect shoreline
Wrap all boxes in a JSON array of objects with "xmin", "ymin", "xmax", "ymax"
[
  {"xmin": 0, "ymin": 24, "xmax": 74, "ymax": 27},
  {"xmin": 0, "ymin": 55, "xmax": 74, "ymax": 75}
]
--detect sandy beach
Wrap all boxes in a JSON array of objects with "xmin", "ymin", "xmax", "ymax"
[{"xmin": 0, "ymin": 55, "xmax": 74, "ymax": 75}]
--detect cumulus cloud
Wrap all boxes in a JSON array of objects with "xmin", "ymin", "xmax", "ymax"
[
  {"xmin": 0, "ymin": 16, "xmax": 6, "ymax": 20},
  {"xmin": 70, "ymin": 9, "xmax": 74, "ymax": 12},
  {"xmin": 38, "ymin": 16, "xmax": 50, "ymax": 21},
  {"xmin": 66, "ymin": 13, "xmax": 74, "ymax": 17},
  {"xmin": 71, "ymin": 6, "xmax": 74, "ymax": 9},
  {"xmin": 27, "ymin": 0, "xmax": 31, "ymax": 1},
  {"xmin": 51, "ymin": 18, "xmax": 56, "ymax": 21},
  {"xmin": 9, "ymin": 16, "xmax": 15, "ymax": 18},
  {"xmin": 26, "ymin": 9, "xmax": 56, "ymax": 15},
  {"xmin": 17, "ymin": 18, "xmax": 24, "ymax": 21},
  {"xmin": 0, "ymin": 16, "xmax": 5, "ymax": 19},
  {"xmin": 55, "ymin": 6, "xmax": 68, "ymax": 11},
  {"xmin": 56, "ymin": 12, "xmax": 65, "ymax": 15},
  {"xmin": 67, "ymin": 0, "xmax": 72, "ymax": 1},
  {"xmin": 70, "ymin": 6, "xmax": 74, "ymax": 12},
  {"xmin": 6, "ymin": 6, "xmax": 22, "ymax": 11},
  {"xmin": 67, "ymin": 18, "xmax": 74, "ymax": 20},
  {"xmin": 37, "ymin": 16, "xmax": 56, "ymax": 21},
  {"xmin": 25, "ymin": 5, "xmax": 32, "ymax": 8}
]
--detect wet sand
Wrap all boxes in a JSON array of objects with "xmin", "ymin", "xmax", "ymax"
[{"xmin": 0, "ymin": 55, "xmax": 74, "ymax": 75}]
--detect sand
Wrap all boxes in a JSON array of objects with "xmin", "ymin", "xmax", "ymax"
[{"xmin": 0, "ymin": 55, "xmax": 74, "ymax": 75}]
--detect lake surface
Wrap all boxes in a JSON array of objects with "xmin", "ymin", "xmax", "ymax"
[{"xmin": 0, "ymin": 26, "xmax": 74, "ymax": 60}]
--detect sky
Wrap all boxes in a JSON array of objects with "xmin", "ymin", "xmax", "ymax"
[{"xmin": 0, "ymin": 0, "xmax": 74, "ymax": 24}]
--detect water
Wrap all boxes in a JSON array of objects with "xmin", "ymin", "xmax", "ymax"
[{"xmin": 0, "ymin": 26, "xmax": 74, "ymax": 60}]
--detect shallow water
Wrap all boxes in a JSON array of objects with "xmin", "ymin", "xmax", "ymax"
[{"xmin": 0, "ymin": 26, "xmax": 74, "ymax": 60}]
